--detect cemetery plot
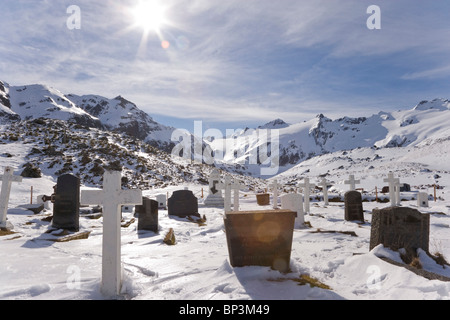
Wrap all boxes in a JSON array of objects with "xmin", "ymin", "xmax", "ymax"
[{"xmin": 1, "ymin": 171, "xmax": 450, "ymax": 300}]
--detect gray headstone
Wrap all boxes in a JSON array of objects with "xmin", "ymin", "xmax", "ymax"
[
  {"xmin": 168, "ymin": 190, "xmax": 199, "ymax": 218},
  {"xmin": 370, "ymin": 206, "xmax": 430, "ymax": 254},
  {"xmin": 52, "ymin": 174, "xmax": 80, "ymax": 231},
  {"xmin": 136, "ymin": 197, "xmax": 158, "ymax": 232},
  {"xmin": 224, "ymin": 209, "xmax": 296, "ymax": 272},
  {"xmin": 344, "ymin": 190, "xmax": 364, "ymax": 222}
]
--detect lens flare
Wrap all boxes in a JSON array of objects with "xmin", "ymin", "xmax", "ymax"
[{"xmin": 131, "ymin": 0, "xmax": 167, "ymax": 33}]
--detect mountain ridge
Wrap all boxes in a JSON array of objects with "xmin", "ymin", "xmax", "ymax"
[
  {"xmin": 1, "ymin": 79, "xmax": 449, "ymax": 178},
  {"xmin": 0, "ymin": 80, "xmax": 176, "ymax": 152}
]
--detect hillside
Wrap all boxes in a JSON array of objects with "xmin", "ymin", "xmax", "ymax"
[
  {"xmin": 0, "ymin": 80, "xmax": 177, "ymax": 152},
  {"xmin": 0, "ymin": 118, "xmax": 264, "ymax": 191},
  {"xmin": 207, "ymin": 99, "xmax": 450, "ymax": 177},
  {"xmin": 2, "ymin": 79, "xmax": 450, "ymax": 181}
]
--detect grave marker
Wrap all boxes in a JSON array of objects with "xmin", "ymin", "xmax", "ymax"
[
  {"xmin": 80, "ymin": 171, "xmax": 142, "ymax": 297},
  {"xmin": 216, "ymin": 176, "xmax": 232, "ymax": 213},
  {"xmin": 204, "ymin": 169, "xmax": 225, "ymax": 207},
  {"xmin": 269, "ymin": 180, "xmax": 280, "ymax": 209},
  {"xmin": 344, "ymin": 190, "xmax": 364, "ymax": 222},
  {"xmin": 370, "ymin": 206, "xmax": 430, "ymax": 255},
  {"xmin": 52, "ymin": 174, "xmax": 81, "ymax": 232},
  {"xmin": 168, "ymin": 189, "xmax": 199, "ymax": 218},
  {"xmin": 344, "ymin": 175, "xmax": 360, "ymax": 191},
  {"xmin": 383, "ymin": 172, "xmax": 398, "ymax": 207},
  {"xmin": 229, "ymin": 179, "xmax": 245, "ymax": 212},
  {"xmin": 156, "ymin": 194, "xmax": 167, "ymax": 210},
  {"xmin": 297, "ymin": 178, "xmax": 315, "ymax": 213},
  {"xmin": 394, "ymin": 178, "xmax": 401, "ymax": 206},
  {"xmin": 281, "ymin": 193, "xmax": 304, "ymax": 228},
  {"xmin": 0, "ymin": 167, "xmax": 23, "ymax": 230},
  {"xmin": 318, "ymin": 178, "xmax": 330, "ymax": 206},
  {"xmin": 417, "ymin": 192, "xmax": 429, "ymax": 208},
  {"xmin": 224, "ymin": 209, "xmax": 296, "ymax": 272},
  {"xmin": 136, "ymin": 197, "xmax": 159, "ymax": 232}
]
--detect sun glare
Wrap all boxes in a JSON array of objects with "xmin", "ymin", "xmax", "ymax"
[{"xmin": 131, "ymin": 0, "xmax": 167, "ymax": 33}]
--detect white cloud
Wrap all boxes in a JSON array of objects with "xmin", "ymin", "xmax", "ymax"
[{"xmin": 2, "ymin": 0, "xmax": 450, "ymax": 126}]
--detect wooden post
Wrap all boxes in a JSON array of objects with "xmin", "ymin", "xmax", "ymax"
[
  {"xmin": 434, "ymin": 184, "xmax": 437, "ymax": 202},
  {"xmin": 30, "ymin": 186, "xmax": 33, "ymax": 204},
  {"xmin": 375, "ymin": 186, "xmax": 378, "ymax": 202}
]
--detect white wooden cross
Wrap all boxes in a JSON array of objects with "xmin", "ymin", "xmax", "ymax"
[
  {"xmin": 344, "ymin": 174, "xmax": 360, "ymax": 191},
  {"xmin": 394, "ymin": 177, "xmax": 401, "ymax": 206},
  {"xmin": 297, "ymin": 178, "xmax": 315, "ymax": 213},
  {"xmin": 216, "ymin": 176, "xmax": 232, "ymax": 213},
  {"xmin": 383, "ymin": 172, "xmax": 397, "ymax": 207},
  {"xmin": 229, "ymin": 179, "xmax": 245, "ymax": 212},
  {"xmin": 0, "ymin": 167, "xmax": 22, "ymax": 230},
  {"xmin": 80, "ymin": 171, "xmax": 142, "ymax": 297},
  {"xmin": 318, "ymin": 178, "xmax": 330, "ymax": 206},
  {"xmin": 268, "ymin": 179, "xmax": 280, "ymax": 209}
]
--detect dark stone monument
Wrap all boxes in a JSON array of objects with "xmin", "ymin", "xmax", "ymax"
[
  {"xmin": 400, "ymin": 183, "xmax": 411, "ymax": 192},
  {"xmin": 256, "ymin": 193, "xmax": 270, "ymax": 206},
  {"xmin": 224, "ymin": 209, "xmax": 296, "ymax": 272},
  {"xmin": 168, "ymin": 190, "xmax": 199, "ymax": 218},
  {"xmin": 52, "ymin": 174, "xmax": 80, "ymax": 232},
  {"xmin": 370, "ymin": 206, "xmax": 430, "ymax": 254},
  {"xmin": 344, "ymin": 191, "xmax": 364, "ymax": 222},
  {"xmin": 136, "ymin": 197, "xmax": 159, "ymax": 232}
]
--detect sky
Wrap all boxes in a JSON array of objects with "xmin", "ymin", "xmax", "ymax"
[{"xmin": 1, "ymin": 0, "xmax": 450, "ymax": 131}]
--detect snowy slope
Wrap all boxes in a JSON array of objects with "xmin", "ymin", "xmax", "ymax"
[
  {"xmin": 1, "ymin": 80, "xmax": 179, "ymax": 152},
  {"xmin": 1, "ymin": 86, "xmax": 450, "ymax": 301},
  {"xmin": 2, "ymin": 79, "xmax": 450, "ymax": 180},
  {"xmin": 207, "ymin": 99, "xmax": 450, "ymax": 178},
  {"xmin": 0, "ymin": 118, "xmax": 264, "ymax": 191},
  {"xmin": 1, "ymin": 166, "xmax": 450, "ymax": 301},
  {"xmin": 0, "ymin": 81, "xmax": 20, "ymax": 124},
  {"xmin": 8, "ymin": 84, "xmax": 95, "ymax": 122},
  {"xmin": 68, "ymin": 94, "xmax": 176, "ymax": 151}
]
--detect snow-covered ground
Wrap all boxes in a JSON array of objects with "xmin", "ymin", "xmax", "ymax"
[
  {"xmin": 1, "ymin": 111, "xmax": 450, "ymax": 301},
  {"xmin": 1, "ymin": 171, "xmax": 450, "ymax": 301}
]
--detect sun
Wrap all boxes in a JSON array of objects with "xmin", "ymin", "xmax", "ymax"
[{"xmin": 130, "ymin": 0, "xmax": 167, "ymax": 34}]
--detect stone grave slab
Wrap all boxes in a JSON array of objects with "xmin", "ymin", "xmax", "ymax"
[
  {"xmin": 168, "ymin": 190, "xmax": 199, "ymax": 218},
  {"xmin": 203, "ymin": 169, "xmax": 224, "ymax": 207},
  {"xmin": 417, "ymin": 192, "xmax": 429, "ymax": 208},
  {"xmin": 370, "ymin": 206, "xmax": 430, "ymax": 254},
  {"xmin": 52, "ymin": 174, "xmax": 80, "ymax": 232},
  {"xmin": 256, "ymin": 193, "xmax": 270, "ymax": 206},
  {"xmin": 224, "ymin": 209, "xmax": 296, "ymax": 272},
  {"xmin": 281, "ymin": 193, "xmax": 304, "ymax": 228},
  {"xmin": 344, "ymin": 190, "xmax": 364, "ymax": 222},
  {"xmin": 156, "ymin": 194, "xmax": 167, "ymax": 210},
  {"xmin": 136, "ymin": 197, "xmax": 159, "ymax": 232}
]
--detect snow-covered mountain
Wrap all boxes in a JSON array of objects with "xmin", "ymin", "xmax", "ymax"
[
  {"xmin": 0, "ymin": 118, "xmax": 264, "ymax": 190},
  {"xmin": 208, "ymin": 99, "xmax": 450, "ymax": 177},
  {"xmin": 0, "ymin": 80, "xmax": 176, "ymax": 152},
  {"xmin": 2, "ymin": 79, "xmax": 450, "ymax": 180}
]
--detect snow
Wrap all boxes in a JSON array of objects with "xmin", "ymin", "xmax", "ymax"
[
  {"xmin": 2, "ymin": 84, "xmax": 450, "ymax": 302},
  {"xmin": 8, "ymin": 84, "xmax": 91, "ymax": 120},
  {"xmin": 1, "ymin": 164, "xmax": 450, "ymax": 300}
]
